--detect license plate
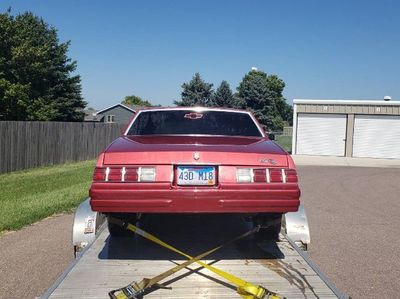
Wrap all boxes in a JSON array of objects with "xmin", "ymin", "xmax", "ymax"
[{"xmin": 177, "ymin": 166, "xmax": 216, "ymax": 186}]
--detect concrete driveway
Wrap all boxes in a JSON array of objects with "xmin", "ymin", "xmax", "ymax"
[{"xmin": 1, "ymin": 164, "xmax": 399, "ymax": 298}]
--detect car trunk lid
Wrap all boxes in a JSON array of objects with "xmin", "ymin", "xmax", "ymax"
[{"xmin": 103, "ymin": 136, "xmax": 288, "ymax": 167}]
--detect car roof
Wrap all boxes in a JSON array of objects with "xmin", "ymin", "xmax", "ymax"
[{"xmin": 135, "ymin": 106, "xmax": 251, "ymax": 114}]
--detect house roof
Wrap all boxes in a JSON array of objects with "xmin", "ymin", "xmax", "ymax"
[
  {"xmin": 83, "ymin": 108, "xmax": 100, "ymax": 121},
  {"xmin": 96, "ymin": 103, "xmax": 136, "ymax": 115}
]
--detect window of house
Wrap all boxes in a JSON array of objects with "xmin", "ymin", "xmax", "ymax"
[{"xmin": 106, "ymin": 115, "xmax": 115, "ymax": 123}]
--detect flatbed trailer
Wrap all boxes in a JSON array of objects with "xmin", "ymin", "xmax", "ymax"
[{"xmin": 42, "ymin": 199, "xmax": 347, "ymax": 299}]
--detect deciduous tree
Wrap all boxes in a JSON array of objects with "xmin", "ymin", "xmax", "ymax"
[
  {"xmin": 234, "ymin": 69, "xmax": 291, "ymax": 131},
  {"xmin": 0, "ymin": 10, "xmax": 85, "ymax": 121},
  {"xmin": 121, "ymin": 95, "xmax": 152, "ymax": 107}
]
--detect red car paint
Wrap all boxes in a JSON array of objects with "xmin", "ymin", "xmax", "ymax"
[{"xmin": 89, "ymin": 107, "xmax": 300, "ymax": 214}]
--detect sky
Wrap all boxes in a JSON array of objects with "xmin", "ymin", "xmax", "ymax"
[{"xmin": 1, "ymin": 0, "xmax": 399, "ymax": 109}]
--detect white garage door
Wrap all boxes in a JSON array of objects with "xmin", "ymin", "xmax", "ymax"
[
  {"xmin": 353, "ymin": 115, "xmax": 400, "ymax": 159},
  {"xmin": 296, "ymin": 113, "xmax": 347, "ymax": 156}
]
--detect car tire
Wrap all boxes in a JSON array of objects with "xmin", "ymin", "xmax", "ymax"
[
  {"xmin": 107, "ymin": 214, "xmax": 138, "ymax": 237},
  {"xmin": 254, "ymin": 213, "xmax": 282, "ymax": 241}
]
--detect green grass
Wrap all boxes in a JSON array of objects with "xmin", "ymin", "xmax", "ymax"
[
  {"xmin": 0, "ymin": 160, "xmax": 96, "ymax": 233},
  {"xmin": 275, "ymin": 135, "xmax": 292, "ymax": 152}
]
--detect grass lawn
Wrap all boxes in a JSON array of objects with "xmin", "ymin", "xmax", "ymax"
[
  {"xmin": 275, "ymin": 135, "xmax": 292, "ymax": 152},
  {"xmin": 0, "ymin": 160, "xmax": 95, "ymax": 233}
]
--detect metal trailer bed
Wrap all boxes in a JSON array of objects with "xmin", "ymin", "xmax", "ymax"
[{"xmin": 42, "ymin": 200, "xmax": 347, "ymax": 299}]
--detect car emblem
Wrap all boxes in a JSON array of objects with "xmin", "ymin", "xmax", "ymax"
[
  {"xmin": 193, "ymin": 152, "xmax": 200, "ymax": 160},
  {"xmin": 260, "ymin": 158, "xmax": 277, "ymax": 165}
]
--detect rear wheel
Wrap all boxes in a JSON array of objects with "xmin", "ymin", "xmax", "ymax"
[
  {"xmin": 107, "ymin": 213, "xmax": 139, "ymax": 237},
  {"xmin": 253, "ymin": 213, "xmax": 282, "ymax": 241}
]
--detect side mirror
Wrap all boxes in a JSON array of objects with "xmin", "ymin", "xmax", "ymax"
[{"xmin": 267, "ymin": 133, "xmax": 275, "ymax": 140}]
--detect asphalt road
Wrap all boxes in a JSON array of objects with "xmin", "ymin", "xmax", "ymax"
[
  {"xmin": 0, "ymin": 214, "xmax": 74, "ymax": 299},
  {"xmin": 298, "ymin": 166, "xmax": 400, "ymax": 298},
  {"xmin": 1, "ymin": 165, "xmax": 399, "ymax": 298}
]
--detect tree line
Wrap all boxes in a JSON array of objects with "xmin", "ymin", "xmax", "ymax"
[
  {"xmin": 174, "ymin": 72, "xmax": 293, "ymax": 131},
  {"xmin": 1, "ymin": 10, "xmax": 293, "ymax": 130}
]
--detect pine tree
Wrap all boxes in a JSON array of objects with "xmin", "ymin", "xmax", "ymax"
[
  {"xmin": 0, "ymin": 10, "xmax": 86, "ymax": 121},
  {"xmin": 174, "ymin": 73, "xmax": 214, "ymax": 107},
  {"xmin": 213, "ymin": 80, "xmax": 233, "ymax": 107}
]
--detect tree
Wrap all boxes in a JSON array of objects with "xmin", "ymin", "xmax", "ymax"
[
  {"xmin": 174, "ymin": 73, "xmax": 214, "ymax": 107},
  {"xmin": 213, "ymin": 80, "xmax": 233, "ymax": 107},
  {"xmin": 0, "ymin": 10, "xmax": 85, "ymax": 121},
  {"xmin": 121, "ymin": 95, "xmax": 152, "ymax": 107},
  {"xmin": 234, "ymin": 69, "xmax": 292, "ymax": 131}
]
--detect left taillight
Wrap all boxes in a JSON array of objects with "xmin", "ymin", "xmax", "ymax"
[
  {"xmin": 92, "ymin": 166, "xmax": 155, "ymax": 182},
  {"xmin": 93, "ymin": 167, "xmax": 106, "ymax": 181},
  {"xmin": 139, "ymin": 167, "xmax": 156, "ymax": 182}
]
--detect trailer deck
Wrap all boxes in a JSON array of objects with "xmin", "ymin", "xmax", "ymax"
[{"xmin": 43, "ymin": 214, "xmax": 345, "ymax": 299}]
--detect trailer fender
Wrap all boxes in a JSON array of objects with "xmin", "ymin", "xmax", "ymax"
[
  {"xmin": 282, "ymin": 204, "xmax": 310, "ymax": 251},
  {"xmin": 72, "ymin": 198, "xmax": 105, "ymax": 256}
]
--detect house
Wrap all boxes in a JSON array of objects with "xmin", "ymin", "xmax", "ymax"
[
  {"xmin": 95, "ymin": 103, "xmax": 137, "ymax": 124},
  {"xmin": 84, "ymin": 107, "xmax": 100, "ymax": 122}
]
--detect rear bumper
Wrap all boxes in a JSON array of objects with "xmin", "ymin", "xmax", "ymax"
[{"xmin": 90, "ymin": 182, "xmax": 300, "ymax": 213}]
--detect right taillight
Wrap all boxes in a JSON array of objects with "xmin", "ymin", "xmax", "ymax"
[
  {"xmin": 285, "ymin": 169, "xmax": 298, "ymax": 183},
  {"xmin": 269, "ymin": 169, "xmax": 283, "ymax": 183},
  {"xmin": 253, "ymin": 169, "xmax": 267, "ymax": 182},
  {"xmin": 236, "ymin": 168, "xmax": 297, "ymax": 183},
  {"xmin": 236, "ymin": 168, "xmax": 253, "ymax": 183}
]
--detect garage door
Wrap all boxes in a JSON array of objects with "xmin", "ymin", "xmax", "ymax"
[
  {"xmin": 296, "ymin": 114, "xmax": 347, "ymax": 156},
  {"xmin": 353, "ymin": 115, "xmax": 400, "ymax": 159}
]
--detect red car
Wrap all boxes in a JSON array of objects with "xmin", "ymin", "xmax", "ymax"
[{"xmin": 90, "ymin": 107, "xmax": 300, "ymax": 239}]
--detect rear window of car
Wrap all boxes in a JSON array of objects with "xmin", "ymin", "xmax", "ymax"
[{"xmin": 127, "ymin": 110, "xmax": 263, "ymax": 137}]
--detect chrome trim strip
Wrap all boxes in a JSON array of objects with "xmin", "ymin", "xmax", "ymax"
[
  {"xmin": 281, "ymin": 169, "xmax": 287, "ymax": 183},
  {"xmin": 250, "ymin": 168, "xmax": 254, "ymax": 183},
  {"xmin": 121, "ymin": 167, "xmax": 126, "ymax": 182},
  {"xmin": 124, "ymin": 108, "xmax": 265, "ymax": 137},
  {"xmin": 266, "ymin": 168, "xmax": 270, "ymax": 183},
  {"xmin": 137, "ymin": 167, "xmax": 142, "ymax": 182},
  {"xmin": 105, "ymin": 167, "xmax": 110, "ymax": 182}
]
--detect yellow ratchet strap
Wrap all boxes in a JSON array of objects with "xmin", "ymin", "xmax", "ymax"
[{"xmin": 109, "ymin": 218, "xmax": 283, "ymax": 299}]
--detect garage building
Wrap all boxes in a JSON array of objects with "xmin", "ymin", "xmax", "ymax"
[{"xmin": 292, "ymin": 99, "xmax": 400, "ymax": 159}]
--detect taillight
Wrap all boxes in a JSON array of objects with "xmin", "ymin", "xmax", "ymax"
[
  {"xmin": 93, "ymin": 167, "xmax": 106, "ymax": 181},
  {"xmin": 108, "ymin": 168, "xmax": 122, "ymax": 182},
  {"xmin": 253, "ymin": 169, "xmax": 266, "ymax": 182},
  {"xmin": 139, "ymin": 167, "xmax": 156, "ymax": 182},
  {"xmin": 236, "ymin": 168, "xmax": 252, "ymax": 183},
  {"xmin": 124, "ymin": 167, "xmax": 138, "ymax": 182},
  {"xmin": 92, "ymin": 166, "xmax": 154, "ymax": 182},
  {"xmin": 285, "ymin": 169, "xmax": 298, "ymax": 182},
  {"xmin": 269, "ymin": 169, "xmax": 283, "ymax": 183},
  {"xmin": 236, "ymin": 168, "xmax": 297, "ymax": 183}
]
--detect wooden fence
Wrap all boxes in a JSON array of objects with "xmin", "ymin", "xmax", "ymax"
[{"xmin": 0, "ymin": 121, "xmax": 125, "ymax": 174}]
